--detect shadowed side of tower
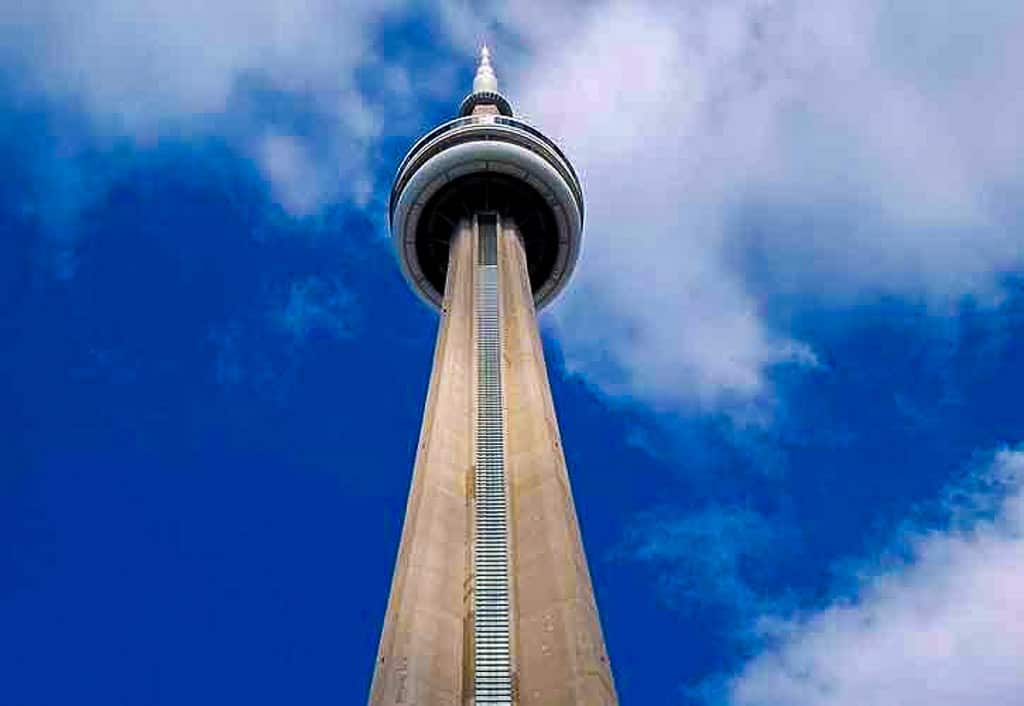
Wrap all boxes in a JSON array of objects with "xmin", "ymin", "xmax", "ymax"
[
  {"xmin": 498, "ymin": 220, "xmax": 617, "ymax": 704},
  {"xmin": 370, "ymin": 48, "xmax": 617, "ymax": 706}
]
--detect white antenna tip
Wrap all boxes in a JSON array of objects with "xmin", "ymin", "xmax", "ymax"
[{"xmin": 473, "ymin": 44, "xmax": 498, "ymax": 94}]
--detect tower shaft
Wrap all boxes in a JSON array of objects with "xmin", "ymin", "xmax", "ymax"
[{"xmin": 370, "ymin": 215, "xmax": 617, "ymax": 705}]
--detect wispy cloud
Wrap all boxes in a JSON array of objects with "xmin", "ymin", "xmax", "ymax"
[
  {"xmin": 207, "ymin": 275, "xmax": 358, "ymax": 392},
  {"xmin": 617, "ymin": 504, "xmax": 790, "ymax": 622},
  {"xmin": 719, "ymin": 447, "xmax": 1024, "ymax": 706},
  {"xmin": 272, "ymin": 275, "xmax": 359, "ymax": 344}
]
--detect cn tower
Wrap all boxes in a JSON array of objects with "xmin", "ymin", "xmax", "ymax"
[{"xmin": 370, "ymin": 48, "xmax": 617, "ymax": 706}]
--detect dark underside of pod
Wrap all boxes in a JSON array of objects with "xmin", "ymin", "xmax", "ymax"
[{"xmin": 415, "ymin": 172, "xmax": 559, "ymax": 300}]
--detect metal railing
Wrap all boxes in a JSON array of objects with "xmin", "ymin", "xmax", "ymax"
[{"xmin": 389, "ymin": 114, "xmax": 583, "ymax": 222}]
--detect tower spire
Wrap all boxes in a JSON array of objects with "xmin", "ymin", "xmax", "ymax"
[
  {"xmin": 472, "ymin": 44, "xmax": 499, "ymax": 94},
  {"xmin": 459, "ymin": 44, "xmax": 513, "ymax": 117}
]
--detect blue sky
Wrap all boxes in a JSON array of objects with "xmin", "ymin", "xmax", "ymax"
[{"xmin": 3, "ymin": 2, "xmax": 1024, "ymax": 705}]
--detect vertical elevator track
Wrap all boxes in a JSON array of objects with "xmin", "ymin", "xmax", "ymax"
[{"xmin": 473, "ymin": 215, "xmax": 513, "ymax": 704}]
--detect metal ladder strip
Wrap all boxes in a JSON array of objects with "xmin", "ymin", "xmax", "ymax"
[{"xmin": 473, "ymin": 215, "xmax": 512, "ymax": 704}]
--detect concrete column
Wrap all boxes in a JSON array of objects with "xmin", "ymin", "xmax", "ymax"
[
  {"xmin": 499, "ymin": 221, "xmax": 618, "ymax": 706},
  {"xmin": 370, "ymin": 216, "xmax": 617, "ymax": 706},
  {"xmin": 369, "ymin": 222, "xmax": 475, "ymax": 706}
]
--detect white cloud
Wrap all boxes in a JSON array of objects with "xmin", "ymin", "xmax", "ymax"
[
  {"xmin": 723, "ymin": 448, "xmax": 1024, "ymax": 706},
  {"xmin": 257, "ymin": 134, "xmax": 325, "ymax": 216},
  {"xmin": 454, "ymin": 0, "xmax": 1024, "ymax": 408},
  {"xmin": 0, "ymin": 0, "xmax": 403, "ymax": 212},
  {"xmin": 2, "ymin": 0, "xmax": 394, "ymax": 125}
]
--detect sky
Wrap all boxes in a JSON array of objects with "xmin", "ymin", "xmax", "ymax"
[{"xmin": 2, "ymin": 1, "xmax": 1024, "ymax": 704}]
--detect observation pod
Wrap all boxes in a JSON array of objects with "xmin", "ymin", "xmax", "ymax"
[{"xmin": 389, "ymin": 50, "xmax": 584, "ymax": 311}]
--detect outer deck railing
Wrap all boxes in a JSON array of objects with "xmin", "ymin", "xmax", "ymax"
[{"xmin": 389, "ymin": 115, "xmax": 584, "ymax": 223}]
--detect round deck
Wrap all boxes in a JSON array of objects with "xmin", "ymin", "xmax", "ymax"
[{"xmin": 390, "ymin": 115, "xmax": 583, "ymax": 310}]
